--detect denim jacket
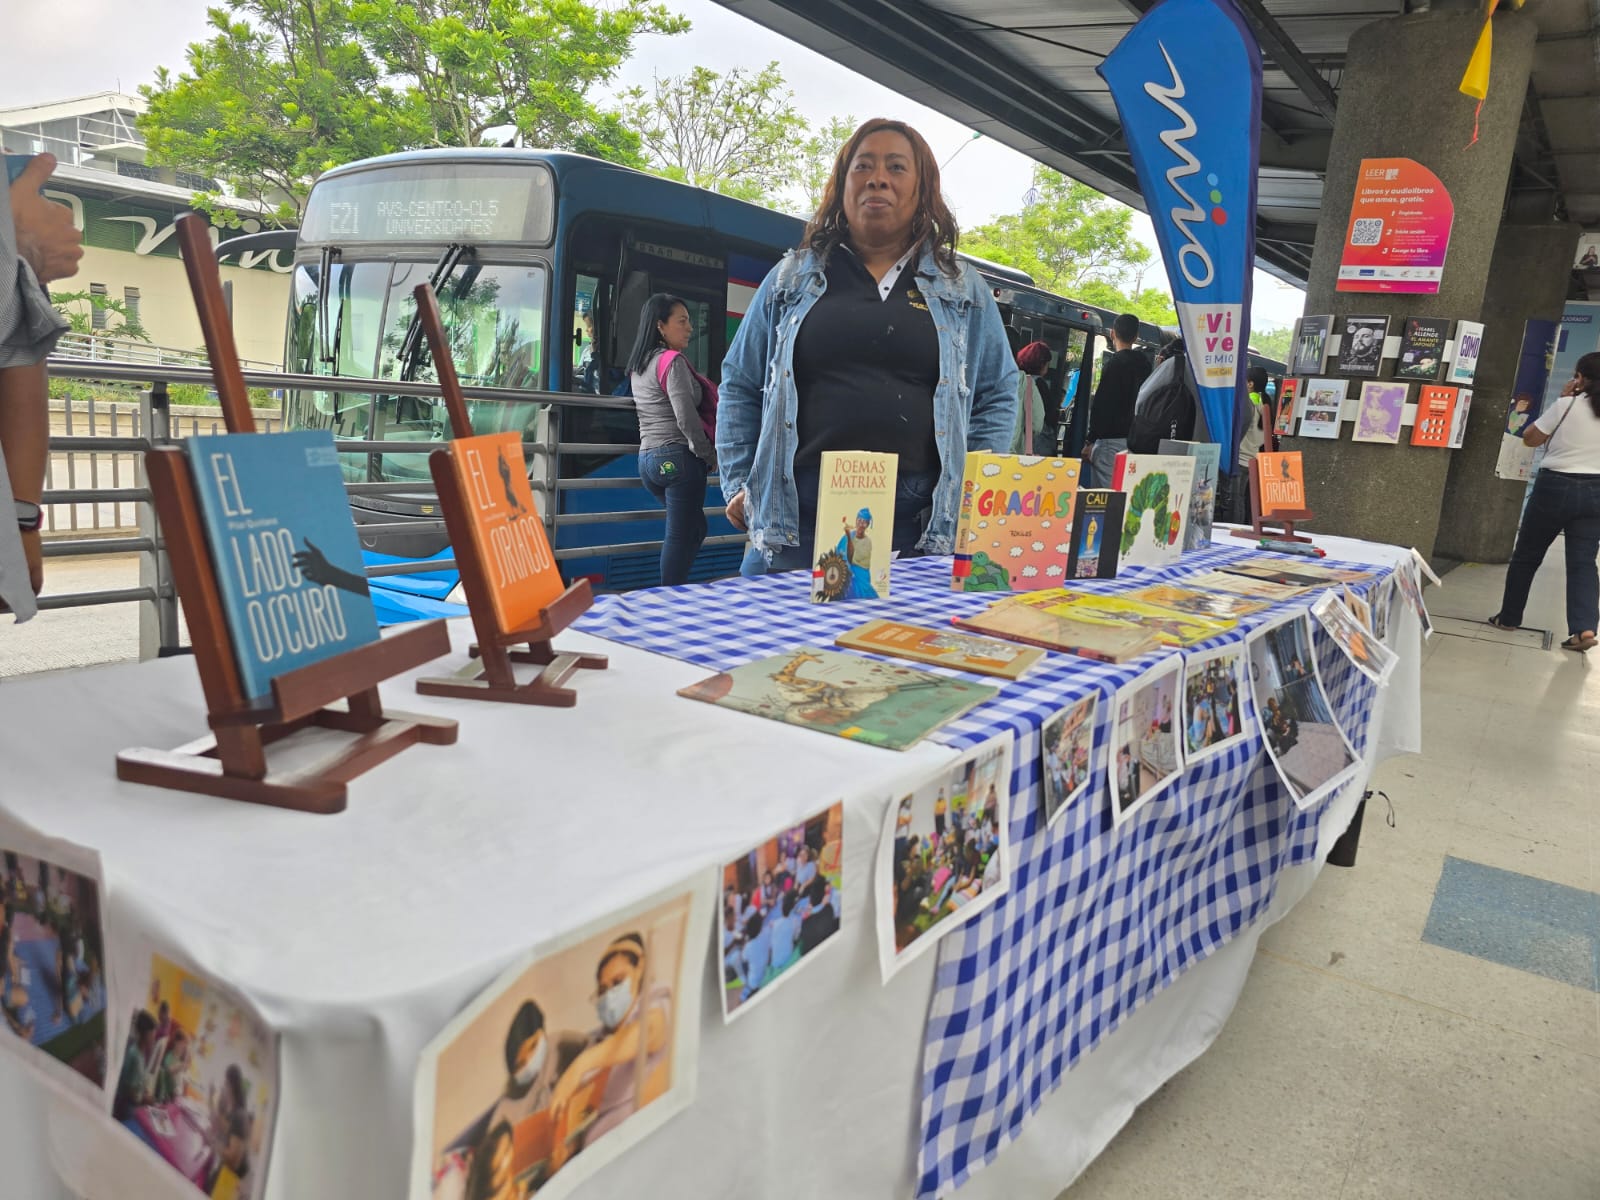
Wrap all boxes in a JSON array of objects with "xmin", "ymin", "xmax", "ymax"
[{"xmin": 717, "ymin": 243, "xmax": 1019, "ymax": 556}]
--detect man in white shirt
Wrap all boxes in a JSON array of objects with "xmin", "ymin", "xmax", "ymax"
[{"xmin": 1, "ymin": 153, "xmax": 80, "ymax": 620}]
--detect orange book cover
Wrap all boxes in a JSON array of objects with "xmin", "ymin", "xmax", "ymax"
[
  {"xmin": 1256, "ymin": 452, "xmax": 1307, "ymax": 518},
  {"xmin": 447, "ymin": 432, "xmax": 563, "ymax": 631},
  {"xmin": 1410, "ymin": 385, "xmax": 1458, "ymax": 448}
]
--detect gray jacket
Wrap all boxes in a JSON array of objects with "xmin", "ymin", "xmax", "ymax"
[{"xmin": 631, "ymin": 350, "xmax": 716, "ymax": 466}]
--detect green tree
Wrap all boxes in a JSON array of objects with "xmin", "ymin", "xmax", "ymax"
[
  {"xmin": 620, "ymin": 63, "xmax": 807, "ymax": 206},
  {"xmin": 141, "ymin": 0, "xmax": 685, "ymax": 221},
  {"xmin": 51, "ymin": 291, "xmax": 151, "ymax": 341},
  {"xmin": 795, "ymin": 114, "xmax": 858, "ymax": 216},
  {"xmin": 1250, "ymin": 324, "xmax": 1293, "ymax": 363},
  {"xmin": 963, "ymin": 166, "xmax": 1179, "ymax": 325}
]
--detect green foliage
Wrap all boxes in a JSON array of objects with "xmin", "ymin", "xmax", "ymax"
[
  {"xmin": 1250, "ymin": 324, "xmax": 1293, "ymax": 364},
  {"xmin": 795, "ymin": 114, "xmax": 858, "ymax": 217},
  {"xmin": 48, "ymin": 377, "xmax": 274, "ymax": 409},
  {"xmin": 619, "ymin": 62, "xmax": 807, "ymax": 206},
  {"xmin": 140, "ymin": 0, "xmax": 686, "ymax": 219},
  {"xmin": 50, "ymin": 291, "xmax": 151, "ymax": 341},
  {"xmin": 963, "ymin": 167, "xmax": 1178, "ymax": 325}
]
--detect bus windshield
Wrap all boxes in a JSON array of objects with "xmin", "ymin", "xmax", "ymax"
[{"xmin": 284, "ymin": 257, "xmax": 547, "ymax": 484}]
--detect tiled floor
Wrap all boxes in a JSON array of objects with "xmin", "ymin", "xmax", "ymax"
[{"xmin": 1063, "ymin": 555, "xmax": 1600, "ymax": 1199}]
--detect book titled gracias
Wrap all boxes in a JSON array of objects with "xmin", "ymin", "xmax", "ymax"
[{"xmin": 185, "ymin": 430, "xmax": 381, "ymax": 703}]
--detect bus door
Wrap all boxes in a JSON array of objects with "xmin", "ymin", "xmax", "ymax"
[{"xmin": 1062, "ymin": 329, "xmax": 1101, "ymax": 457}]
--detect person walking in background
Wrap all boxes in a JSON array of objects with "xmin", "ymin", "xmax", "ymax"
[
  {"xmin": 2, "ymin": 152, "xmax": 79, "ymax": 621},
  {"xmin": 1012, "ymin": 340, "xmax": 1056, "ymax": 457},
  {"xmin": 1083, "ymin": 313, "xmax": 1151, "ymax": 487},
  {"xmin": 717, "ymin": 118, "xmax": 1016, "ymax": 574},
  {"xmin": 1489, "ymin": 351, "xmax": 1600, "ymax": 652},
  {"xmin": 627, "ymin": 293, "xmax": 716, "ymax": 586}
]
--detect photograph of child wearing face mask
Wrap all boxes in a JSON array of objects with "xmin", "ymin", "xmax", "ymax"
[{"xmin": 416, "ymin": 882, "xmax": 710, "ymax": 1200}]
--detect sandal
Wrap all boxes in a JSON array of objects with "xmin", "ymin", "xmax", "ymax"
[
  {"xmin": 1560, "ymin": 633, "xmax": 1597, "ymax": 653},
  {"xmin": 1486, "ymin": 615, "xmax": 1519, "ymax": 630}
]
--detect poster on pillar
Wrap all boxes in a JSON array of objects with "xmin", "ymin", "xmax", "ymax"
[
  {"xmin": 1098, "ymin": 0, "xmax": 1260, "ymax": 468},
  {"xmin": 1546, "ymin": 303, "xmax": 1600, "ymax": 410},
  {"xmin": 1494, "ymin": 318, "xmax": 1557, "ymax": 482},
  {"xmin": 1336, "ymin": 158, "xmax": 1454, "ymax": 294}
]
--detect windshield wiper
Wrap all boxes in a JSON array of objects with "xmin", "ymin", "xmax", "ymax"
[
  {"xmin": 397, "ymin": 243, "xmax": 472, "ymax": 383},
  {"xmin": 315, "ymin": 245, "xmax": 342, "ymax": 370}
]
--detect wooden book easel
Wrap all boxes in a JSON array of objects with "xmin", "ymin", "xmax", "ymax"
[
  {"xmin": 1231, "ymin": 457, "xmax": 1315, "ymax": 544},
  {"xmin": 115, "ymin": 215, "xmax": 458, "ymax": 814},
  {"xmin": 410, "ymin": 283, "xmax": 607, "ymax": 706}
]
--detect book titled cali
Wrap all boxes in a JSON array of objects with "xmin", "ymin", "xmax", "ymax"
[
  {"xmin": 811, "ymin": 451, "xmax": 897, "ymax": 602},
  {"xmin": 951, "ymin": 452, "xmax": 1081, "ymax": 591},
  {"xmin": 185, "ymin": 430, "xmax": 381, "ymax": 704}
]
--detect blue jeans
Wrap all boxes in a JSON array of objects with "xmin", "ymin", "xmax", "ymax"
[
  {"xmin": 640, "ymin": 445, "xmax": 708, "ymax": 586},
  {"xmin": 1495, "ymin": 470, "xmax": 1600, "ymax": 636},
  {"xmin": 741, "ymin": 470, "xmax": 938, "ymax": 577},
  {"xmin": 1088, "ymin": 437, "xmax": 1127, "ymax": 489}
]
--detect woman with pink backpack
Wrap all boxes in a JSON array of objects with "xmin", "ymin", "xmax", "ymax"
[{"xmin": 627, "ymin": 293, "xmax": 719, "ymax": 585}]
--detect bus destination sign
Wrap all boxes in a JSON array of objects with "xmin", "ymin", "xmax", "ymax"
[{"xmin": 301, "ymin": 164, "xmax": 553, "ymax": 245}]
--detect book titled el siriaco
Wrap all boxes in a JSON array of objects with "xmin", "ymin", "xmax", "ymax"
[
  {"xmin": 952, "ymin": 452, "xmax": 1080, "ymax": 591},
  {"xmin": 812, "ymin": 451, "xmax": 898, "ymax": 602},
  {"xmin": 1257, "ymin": 451, "xmax": 1307, "ymax": 518},
  {"xmin": 446, "ymin": 432, "xmax": 563, "ymax": 631},
  {"xmin": 835, "ymin": 618, "xmax": 1045, "ymax": 680}
]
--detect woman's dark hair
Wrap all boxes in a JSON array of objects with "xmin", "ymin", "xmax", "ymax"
[
  {"xmin": 1577, "ymin": 351, "xmax": 1600, "ymax": 418},
  {"xmin": 1247, "ymin": 366, "xmax": 1269, "ymax": 392},
  {"xmin": 781, "ymin": 890, "xmax": 798, "ymax": 918},
  {"xmin": 802, "ymin": 118, "xmax": 960, "ymax": 275},
  {"xmin": 468, "ymin": 1122, "xmax": 515, "ymax": 1200},
  {"xmin": 504, "ymin": 1000, "xmax": 546, "ymax": 1071},
  {"xmin": 595, "ymin": 931, "xmax": 645, "ymax": 983},
  {"xmin": 1017, "ymin": 341, "xmax": 1051, "ymax": 375},
  {"xmin": 744, "ymin": 910, "xmax": 764, "ymax": 939},
  {"xmin": 626, "ymin": 294, "xmax": 688, "ymax": 378},
  {"xmin": 132, "ymin": 1009, "xmax": 156, "ymax": 1038}
]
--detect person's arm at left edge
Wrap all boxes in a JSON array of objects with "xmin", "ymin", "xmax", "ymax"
[{"xmin": 961, "ymin": 268, "xmax": 1019, "ymax": 452}]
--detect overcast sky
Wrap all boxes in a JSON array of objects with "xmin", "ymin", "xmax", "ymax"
[{"xmin": 3, "ymin": 0, "xmax": 1306, "ymax": 328}]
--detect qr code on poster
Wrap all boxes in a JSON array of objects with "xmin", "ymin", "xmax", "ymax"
[{"xmin": 1350, "ymin": 218, "xmax": 1384, "ymax": 246}]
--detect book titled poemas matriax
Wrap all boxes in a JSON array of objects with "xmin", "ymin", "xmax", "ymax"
[{"xmin": 185, "ymin": 430, "xmax": 381, "ymax": 704}]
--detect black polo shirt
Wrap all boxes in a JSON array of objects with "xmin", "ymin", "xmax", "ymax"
[{"xmin": 793, "ymin": 247, "xmax": 941, "ymax": 481}]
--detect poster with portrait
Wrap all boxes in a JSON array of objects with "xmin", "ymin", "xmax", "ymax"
[
  {"xmin": 1336, "ymin": 315, "xmax": 1390, "ymax": 376},
  {"xmin": 876, "ymin": 732, "xmax": 1012, "ymax": 982},
  {"xmin": 1108, "ymin": 656, "xmax": 1185, "ymax": 826},
  {"xmin": 1180, "ymin": 644, "xmax": 1252, "ymax": 765},
  {"xmin": 1040, "ymin": 693, "xmax": 1100, "ymax": 828},
  {"xmin": 717, "ymin": 802, "xmax": 844, "ymax": 1023},
  {"xmin": 412, "ymin": 874, "xmax": 714, "ymax": 1200},
  {"xmin": 0, "ymin": 812, "xmax": 111, "ymax": 1112},
  {"xmin": 107, "ymin": 935, "xmax": 280, "ymax": 1200},
  {"xmin": 1246, "ymin": 613, "xmax": 1360, "ymax": 810}
]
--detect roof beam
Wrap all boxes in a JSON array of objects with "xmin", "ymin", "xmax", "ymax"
[{"xmin": 1118, "ymin": 0, "xmax": 1338, "ymax": 123}]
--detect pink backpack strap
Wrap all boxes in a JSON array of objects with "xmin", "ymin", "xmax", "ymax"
[{"xmin": 655, "ymin": 349, "xmax": 681, "ymax": 389}]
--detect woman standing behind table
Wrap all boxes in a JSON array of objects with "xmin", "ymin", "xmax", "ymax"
[
  {"xmin": 627, "ymin": 294, "xmax": 716, "ymax": 586},
  {"xmin": 1013, "ymin": 341, "xmax": 1057, "ymax": 458},
  {"xmin": 1489, "ymin": 351, "xmax": 1600, "ymax": 651},
  {"xmin": 718, "ymin": 119, "xmax": 1018, "ymax": 573}
]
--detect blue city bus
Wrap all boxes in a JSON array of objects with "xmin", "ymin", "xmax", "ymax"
[{"xmin": 282, "ymin": 149, "xmax": 1279, "ymax": 606}]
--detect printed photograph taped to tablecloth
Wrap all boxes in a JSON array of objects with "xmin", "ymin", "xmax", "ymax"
[
  {"xmin": 1040, "ymin": 693, "xmax": 1100, "ymax": 829},
  {"xmin": 718, "ymin": 801, "xmax": 844, "ymax": 1024},
  {"xmin": 1343, "ymin": 583, "xmax": 1373, "ymax": 633},
  {"xmin": 1394, "ymin": 556, "xmax": 1433, "ymax": 638},
  {"xmin": 0, "ymin": 813, "xmax": 111, "ymax": 1111},
  {"xmin": 108, "ymin": 942, "xmax": 280, "ymax": 1200},
  {"xmin": 1312, "ymin": 591, "xmax": 1399, "ymax": 687},
  {"xmin": 1108, "ymin": 655, "xmax": 1184, "ymax": 826},
  {"xmin": 1372, "ymin": 577, "xmax": 1395, "ymax": 643},
  {"xmin": 876, "ymin": 732, "xmax": 1013, "ymax": 982},
  {"xmin": 1246, "ymin": 613, "xmax": 1360, "ymax": 811},
  {"xmin": 1181, "ymin": 645, "xmax": 1252, "ymax": 766},
  {"xmin": 413, "ymin": 874, "xmax": 713, "ymax": 1200}
]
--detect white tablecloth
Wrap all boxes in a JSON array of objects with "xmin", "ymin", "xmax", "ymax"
[{"xmin": 0, "ymin": 531, "xmax": 1421, "ymax": 1200}]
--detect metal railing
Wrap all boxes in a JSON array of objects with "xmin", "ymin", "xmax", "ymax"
[{"xmin": 36, "ymin": 358, "xmax": 738, "ymax": 658}]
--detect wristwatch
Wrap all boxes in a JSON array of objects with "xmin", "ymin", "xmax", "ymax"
[{"xmin": 15, "ymin": 500, "xmax": 41, "ymax": 532}]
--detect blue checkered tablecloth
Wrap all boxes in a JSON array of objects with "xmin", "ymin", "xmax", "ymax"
[{"xmin": 576, "ymin": 543, "xmax": 1388, "ymax": 1198}]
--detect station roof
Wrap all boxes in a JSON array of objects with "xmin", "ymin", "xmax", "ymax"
[{"xmin": 715, "ymin": 0, "xmax": 1600, "ymax": 287}]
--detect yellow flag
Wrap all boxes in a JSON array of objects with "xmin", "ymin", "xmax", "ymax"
[{"xmin": 1460, "ymin": 0, "xmax": 1528, "ymax": 100}]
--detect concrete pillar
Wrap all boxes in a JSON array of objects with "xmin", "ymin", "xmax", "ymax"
[
  {"xmin": 1434, "ymin": 223, "xmax": 1579, "ymax": 564},
  {"xmin": 1294, "ymin": 4, "xmax": 1538, "ymax": 556}
]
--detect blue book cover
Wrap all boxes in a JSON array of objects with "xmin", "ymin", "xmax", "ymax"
[
  {"xmin": 184, "ymin": 430, "xmax": 380, "ymax": 704},
  {"xmin": 1158, "ymin": 439, "xmax": 1220, "ymax": 552}
]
